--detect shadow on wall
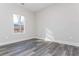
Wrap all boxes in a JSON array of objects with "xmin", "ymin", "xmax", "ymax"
[{"xmin": 44, "ymin": 28, "xmax": 55, "ymax": 41}]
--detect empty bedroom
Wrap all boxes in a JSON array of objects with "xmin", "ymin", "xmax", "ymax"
[{"xmin": 0, "ymin": 3, "xmax": 79, "ymax": 56}]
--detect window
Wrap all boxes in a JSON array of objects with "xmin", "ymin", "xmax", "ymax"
[{"xmin": 13, "ymin": 14, "xmax": 24, "ymax": 33}]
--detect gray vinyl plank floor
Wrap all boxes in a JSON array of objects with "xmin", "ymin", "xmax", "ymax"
[{"xmin": 0, "ymin": 39, "xmax": 79, "ymax": 56}]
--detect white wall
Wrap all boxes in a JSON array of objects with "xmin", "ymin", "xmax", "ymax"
[
  {"xmin": 1, "ymin": 3, "xmax": 79, "ymax": 47},
  {"xmin": 36, "ymin": 3, "xmax": 79, "ymax": 46},
  {"xmin": 0, "ymin": 3, "xmax": 35, "ymax": 46}
]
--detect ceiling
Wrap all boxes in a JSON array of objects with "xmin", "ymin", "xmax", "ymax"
[{"xmin": 18, "ymin": 3, "xmax": 53, "ymax": 12}]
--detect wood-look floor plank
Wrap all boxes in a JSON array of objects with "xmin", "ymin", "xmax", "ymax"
[{"xmin": 0, "ymin": 39, "xmax": 79, "ymax": 56}]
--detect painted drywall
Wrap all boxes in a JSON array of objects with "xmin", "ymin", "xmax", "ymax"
[
  {"xmin": 0, "ymin": 3, "xmax": 35, "ymax": 46},
  {"xmin": 36, "ymin": 3, "xmax": 79, "ymax": 46}
]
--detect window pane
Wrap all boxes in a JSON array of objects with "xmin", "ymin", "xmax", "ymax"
[{"xmin": 13, "ymin": 14, "xmax": 24, "ymax": 33}]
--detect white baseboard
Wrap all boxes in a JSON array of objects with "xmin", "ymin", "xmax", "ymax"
[
  {"xmin": 0, "ymin": 36, "xmax": 34, "ymax": 46},
  {"xmin": 36, "ymin": 37, "xmax": 79, "ymax": 47},
  {"xmin": 1, "ymin": 36, "xmax": 79, "ymax": 47}
]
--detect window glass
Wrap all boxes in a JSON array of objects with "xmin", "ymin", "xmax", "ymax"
[{"xmin": 13, "ymin": 14, "xmax": 24, "ymax": 33}]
